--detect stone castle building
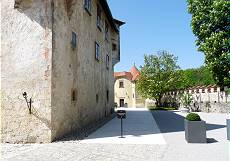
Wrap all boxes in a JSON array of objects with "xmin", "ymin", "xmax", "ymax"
[
  {"xmin": 1, "ymin": 0, "xmax": 124, "ymax": 143},
  {"xmin": 114, "ymin": 65, "xmax": 144, "ymax": 108}
]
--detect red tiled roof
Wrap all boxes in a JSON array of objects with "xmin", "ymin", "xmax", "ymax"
[
  {"xmin": 130, "ymin": 66, "xmax": 140, "ymax": 81},
  {"xmin": 114, "ymin": 72, "xmax": 133, "ymax": 80},
  {"xmin": 114, "ymin": 65, "xmax": 140, "ymax": 81}
]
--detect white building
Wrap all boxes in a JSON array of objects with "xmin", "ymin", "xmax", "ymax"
[{"xmin": 114, "ymin": 65, "xmax": 144, "ymax": 108}]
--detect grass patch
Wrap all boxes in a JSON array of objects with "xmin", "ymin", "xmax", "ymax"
[{"xmin": 148, "ymin": 106, "xmax": 177, "ymax": 111}]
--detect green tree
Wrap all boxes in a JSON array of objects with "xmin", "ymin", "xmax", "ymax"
[
  {"xmin": 187, "ymin": 0, "xmax": 230, "ymax": 88},
  {"xmin": 137, "ymin": 51, "xmax": 182, "ymax": 107},
  {"xmin": 182, "ymin": 66, "xmax": 215, "ymax": 88}
]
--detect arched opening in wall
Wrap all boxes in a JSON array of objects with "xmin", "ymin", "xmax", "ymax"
[
  {"xmin": 202, "ymin": 88, "xmax": 205, "ymax": 93},
  {"xmin": 71, "ymin": 89, "xmax": 77, "ymax": 102},
  {"xmin": 191, "ymin": 89, "xmax": 194, "ymax": 94},
  {"xmin": 119, "ymin": 98, "xmax": 124, "ymax": 107},
  {"xmin": 106, "ymin": 90, "xmax": 109, "ymax": 102},
  {"xmin": 112, "ymin": 43, "xmax": 117, "ymax": 51},
  {"xmin": 96, "ymin": 94, "xmax": 99, "ymax": 103},
  {"xmin": 104, "ymin": 110, "xmax": 107, "ymax": 117}
]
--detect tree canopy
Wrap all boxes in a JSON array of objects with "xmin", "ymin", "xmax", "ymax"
[
  {"xmin": 137, "ymin": 51, "xmax": 182, "ymax": 107},
  {"xmin": 187, "ymin": 0, "xmax": 230, "ymax": 88},
  {"xmin": 181, "ymin": 66, "xmax": 216, "ymax": 89}
]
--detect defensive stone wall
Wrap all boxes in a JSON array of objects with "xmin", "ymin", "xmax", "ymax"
[{"xmin": 162, "ymin": 86, "xmax": 228, "ymax": 113}]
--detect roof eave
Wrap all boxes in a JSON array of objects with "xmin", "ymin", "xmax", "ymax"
[
  {"xmin": 114, "ymin": 19, "xmax": 126, "ymax": 26},
  {"xmin": 99, "ymin": 0, "xmax": 124, "ymax": 33}
]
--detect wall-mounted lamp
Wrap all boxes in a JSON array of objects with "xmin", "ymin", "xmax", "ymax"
[{"xmin": 22, "ymin": 92, "xmax": 32, "ymax": 114}]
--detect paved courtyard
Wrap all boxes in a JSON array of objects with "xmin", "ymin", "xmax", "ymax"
[
  {"xmin": 81, "ymin": 108, "xmax": 166, "ymax": 145},
  {"xmin": 1, "ymin": 108, "xmax": 229, "ymax": 161}
]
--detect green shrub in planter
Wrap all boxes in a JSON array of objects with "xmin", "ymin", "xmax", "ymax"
[
  {"xmin": 186, "ymin": 113, "xmax": 201, "ymax": 121},
  {"xmin": 184, "ymin": 114, "xmax": 206, "ymax": 143}
]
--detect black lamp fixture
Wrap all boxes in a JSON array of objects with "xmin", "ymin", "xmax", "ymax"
[{"xmin": 22, "ymin": 92, "xmax": 32, "ymax": 114}]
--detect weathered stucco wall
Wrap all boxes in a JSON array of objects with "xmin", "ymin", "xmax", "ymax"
[
  {"xmin": 0, "ymin": 0, "xmax": 2, "ymax": 142},
  {"xmin": 1, "ymin": 0, "xmax": 52, "ymax": 143},
  {"xmin": 114, "ymin": 78, "xmax": 134, "ymax": 107},
  {"xmin": 51, "ymin": 0, "xmax": 118, "ymax": 140},
  {"xmin": 114, "ymin": 78, "xmax": 144, "ymax": 108},
  {"xmin": 1, "ymin": 0, "xmax": 120, "ymax": 143}
]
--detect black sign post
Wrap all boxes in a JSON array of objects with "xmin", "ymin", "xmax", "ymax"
[
  {"xmin": 117, "ymin": 110, "xmax": 126, "ymax": 138},
  {"xmin": 120, "ymin": 117, "xmax": 123, "ymax": 138}
]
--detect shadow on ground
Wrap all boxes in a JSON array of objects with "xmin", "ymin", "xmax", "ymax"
[
  {"xmin": 60, "ymin": 110, "xmax": 226, "ymax": 142},
  {"xmin": 151, "ymin": 111, "xmax": 226, "ymax": 134},
  {"xmin": 82, "ymin": 110, "xmax": 163, "ymax": 139}
]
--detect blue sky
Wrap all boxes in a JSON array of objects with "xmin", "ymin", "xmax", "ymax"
[{"xmin": 107, "ymin": 0, "xmax": 205, "ymax": 72}]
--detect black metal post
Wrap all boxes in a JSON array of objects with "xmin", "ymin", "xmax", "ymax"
[
  {"xmin": 121, "ymin": 118, "xmax": 123, "ymax": 138},
  {"xmin": 25, "ymin": 97, "xmax": 32, "ymax": 114},
  {"xmin": 22, "ymin": 92, "xmax": 32, "ymax": 114},
  {"xmin": 29, "ymin": 98, "xmax": 32, "ymax": 114}
]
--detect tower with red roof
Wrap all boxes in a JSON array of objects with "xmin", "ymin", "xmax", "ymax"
[{"xmin": 114, "ymin": 65, "xmax": 144, "ymax": 108}]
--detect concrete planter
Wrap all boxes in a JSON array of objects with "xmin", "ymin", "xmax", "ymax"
[
  {"xmin": 227, "ymin": 119, "xmax": 230, "ymax": 141},
  {"xmin": 184, "ymin": 119, "xmax": 206, "ymax": 143}
]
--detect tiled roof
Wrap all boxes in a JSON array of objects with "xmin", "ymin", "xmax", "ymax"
[
  {"xmin": 114, "ymin": 65, "xmax": 140, "ymax": 81},
  {"xmin": 130, "ymin": 66, "xmax": 140, "ymax": 81},
  {"xmin": 188, "ymin": 85, "xmax": 217, "ymax": 90}
]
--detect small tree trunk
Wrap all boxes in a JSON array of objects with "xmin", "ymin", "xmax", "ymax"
[
  {"xmin": 156, "ymin": 96, "xmax": 162, "ymax": 107},
  {"xmin": 158, "ymin": 100, "xmax": 161, "ymax": 107},
  {"xmin": 155, "ymin": 100, "xmax": 159, "ymax": 107}
]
